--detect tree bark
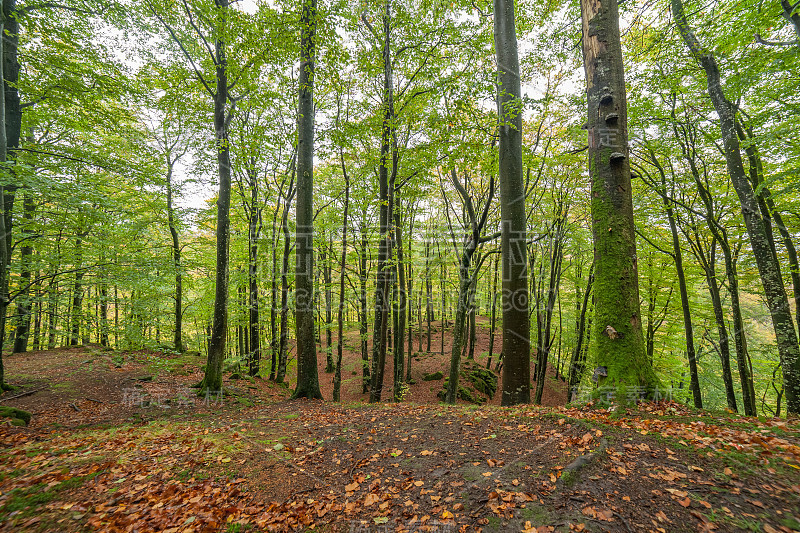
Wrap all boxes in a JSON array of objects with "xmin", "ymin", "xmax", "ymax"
[
  {"xmin": 495, "ymin": 0, "xmax": 531, "ymax": 406},
  {"xmin": 166, "ymin": 159, "xmax": 184, "ymax": 353},
  {"xmin": 646, "ymin": 151, "xmax": 703, "ymax": 408},
  {"xmin": 12, "ymin": 194, "xmax": 34, "ymax": 353},
  {"xmin": 292, "ymin": 0, "xmax": 322, "ymax": 400},
  {"xmin": 369, "ymin": 0, "xmax": 395, "ymax": 403},
  {"xmin": 581, "ymin": 0, "xmax": 655, "ymax": 392},
  {"xmin": 333, "ymin": 158, "xmax": 349, "ymax": 402},
  {"xmin": 248, "ymin": 175, "xmax": 261, "ymax": 376},
  {"xmin": 393, "ymin": 208, "xmax": 406, "ymax": 400},
  {"xmin": 198, "ymin": 0, "xmax": 233, "ymax": 396},
  {"xmin": 277, "ymin": 178, "xmax": 295, "ymax": 384},
  {"xmin": 359, "ymin": 225, "xmax": 370, "ymax": 393}
]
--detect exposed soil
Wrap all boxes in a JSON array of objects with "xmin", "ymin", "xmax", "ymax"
[{"xmin": 0, "ymin": 336, "xmax": 798, "ymax": 533}]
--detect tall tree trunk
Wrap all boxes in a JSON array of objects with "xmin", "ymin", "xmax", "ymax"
[
  {"xmin": 425, "ymin": 239, "xmax": 432, "ymax": 353},
  {"xmin": 359, "ymin": 226, "xmax": 370, "ymax": 393},
  {"xmin": 32, "ymin": 277, "xmax": 41, "ymax": 351},
  {"xmin": 293, "ymin": 0, "xmax": 322, "ymax": 400},
  {"xmin": 581, "ymin": 0, "xmax": 655, "ymax": 391},
  {"xmin": 393, "ymin": 208, "xmax": 406, "ymax": 400},
  {"xmin": 323, "ymin": 242, "xmax": 334, "ymax": 373},
  {"xmin": 277, "ymin": 180, "xmax": 295, "ymax": 384},
  {"xmin": 673, "ymin": 110, "xmax": 757, "ymax": 415},
  {"xmin": 703, "ymin": 247, "xmax": 737, "ymax": 412},
  {"xmin": 647, "ymin": 152, "xmax": 703, "ymax": 408},
  {"xmin": 487, "ymin": 254, "xmax": 499, "ymax": 369},
  {"xmin": 535, "ymin": 214, "xmax": 566, "ymax": 405},
  {"xmin": 46, "ymin": 278, "xmax": 58, "ymax": 350},
  {"xmin": 98, "ymin": 253, "xmax": 109, "ymax": 347},
  {"xmin": 495, "ymin": 0, "xmax": 530, "ymax": 405},
  {"xmin": 1, "ymin": 2, "xmax": 20, "ymax": 349},
  {"xmin": 166, "ymin": 160, "xmax": 184, "ymax": 353},
  {"xmin": 673, "ymin": 0, "xmax": 800, "ymax": 414},
  {"xmin": 369, "ymin": 0, "xmax": 395, "ymax": 403},
  {"xmin": 248, "ymin": 177, "xmax": 261, "ymax": 376},
  {"xmin": 0, "ymin": 11, "xmax": 6, "ymax": 387},
  {"xmin": 737, "ymin": 120, "xmax": 800, "ymax": 336},
  {"xmin": 269, "ymin": 196, "xmax": 281, "ymax": 381},
  {"xmin": 406, "ymin": 231, "xmax": 414, "ymax": 381},
  {"xmin": 333, "ymin": 160, "xmax": 349, "ymax": 402},
  {"xmin": 446, "ymin": 264, "xmax": 472, "ymax": 404},
  {"xmin": 12, "ymin": 194, "xmax": 34, "ymax": 352},
  {"xmin": 198, "ymin": 0, "xmax": 233, "ymax": 395},
  {"xmin": 725, "ymin": 246, "xmax": 757, "ymax": 415},
  {"xmin": 568, "ymin": 264, "xmax": 593, "ymax": 400},
  {"xmin": 69, "ymin": 234, "xmax": 85, "ymax": 346}
]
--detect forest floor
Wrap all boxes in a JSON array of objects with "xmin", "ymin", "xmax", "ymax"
[{"xmin": 0, "ymin": 335, "xmax": 799, "ymax": 532}]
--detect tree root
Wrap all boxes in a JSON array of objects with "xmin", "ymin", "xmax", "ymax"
[{"xmin": 556, "ymin": 438, "xmax": 608, "ymax": 489}]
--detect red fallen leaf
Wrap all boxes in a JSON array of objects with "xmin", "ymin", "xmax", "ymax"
[
  {"xmin": 678, "ymin": 498, "xmax": 691, "ymax": 508},
  {"xmin": 363, "ymin": 493, "xmax": 379, "ymax": 506}
]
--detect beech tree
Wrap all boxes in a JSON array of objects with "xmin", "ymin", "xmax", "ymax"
[
  {"xmin": 494, "ymin": 0, "xmax": 530, "ymax": 406},
  {"xmin": 292, "ymin": 0, "xmax": 322, "ymax": 399},
  {"xmin": 579, "ymin": 0, "xmax": 656, "ymax": 392}
]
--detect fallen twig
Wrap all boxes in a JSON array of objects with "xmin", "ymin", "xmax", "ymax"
[
  {"xmin": 613, "ymin": 511, "xmax": 634, "ymax": 533},
  {"xmin": 0, "ymin": 388, "xmax": 43, "ymax": 403}
]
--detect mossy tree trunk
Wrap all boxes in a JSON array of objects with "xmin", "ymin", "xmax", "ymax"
[
  {"xmin": 580, "ymin": 0, "xmax": 656, "ymax": 392},
  {"xmin": 674, "ymin": 0, "xmax": 800, "ymax": 415},
  {"xmin": 198, "ymin": 2, "xmax": 233, "ymax": 396}
]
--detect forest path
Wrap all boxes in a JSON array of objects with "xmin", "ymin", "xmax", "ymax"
[{"xmin": 0, "ymin": 347, "xmax": 798, "ymax": 532}]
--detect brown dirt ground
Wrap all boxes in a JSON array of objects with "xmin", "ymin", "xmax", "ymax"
[{"xmin": 0, "ymin": 334, "xmax": 799, "ymax": 533}]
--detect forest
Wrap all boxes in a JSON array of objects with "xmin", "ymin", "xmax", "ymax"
[
  {"xmin": 1, "ymin": 0, "xmax": 800, "ymax": 414},
  {"xmin": 1, "ymin": 0, "xmax": 800, "ymax": 531}
]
